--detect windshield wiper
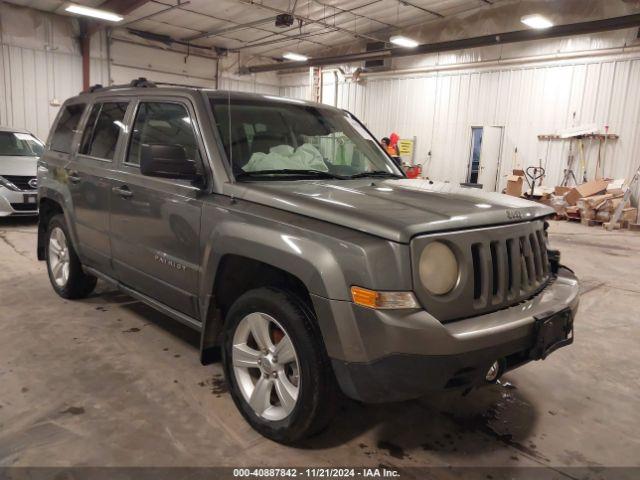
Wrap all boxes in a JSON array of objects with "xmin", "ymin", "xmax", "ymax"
[
  {"xmin": 347, "ymin": 170, "xmax": 403, "ymax": 179},
  {"xmin": 236, "ymin": 169, "xmax": 347, "ymax": 180}
]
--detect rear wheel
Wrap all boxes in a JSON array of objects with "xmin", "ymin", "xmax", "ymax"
[
  {"xmin": 45, "ymin": 215, "xmax": 97, "ymax": 299},
  {"xmin": 222, "ymin": 287, "xmax": 338, "ymax": 444}
]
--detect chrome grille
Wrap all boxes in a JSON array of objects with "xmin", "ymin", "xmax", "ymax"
[
  {"xmin": 3, "ymin": 175, "xmax": 36, "ymax": 191},
  {"xmin": 410, "ymin": 220, "xmax": 552, "ymax": 323}
]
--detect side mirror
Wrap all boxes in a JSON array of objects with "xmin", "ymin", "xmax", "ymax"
[{"xmin": 140, "ymin": 144, "xmax": 199, "ymax": 180}]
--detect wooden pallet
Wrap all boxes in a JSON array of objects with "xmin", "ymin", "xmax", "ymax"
[
  {"xmin": 581, "ymin": 218, "xmax": 598, "ymax": 227},
  {"xmin": 602, "ymin": 221, "xmax": 628, "ymax": 230}
]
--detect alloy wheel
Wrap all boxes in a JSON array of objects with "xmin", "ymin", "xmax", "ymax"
[
  {"xmin": 232, "ymin": 312, "xmax": 300, "ymax": 421},
  {"xmin": 48, "ymin": 227, "xmax": 70, "ymax": 288}
]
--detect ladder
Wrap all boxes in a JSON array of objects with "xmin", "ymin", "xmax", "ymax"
[{"xmin": 309, "ymin": 66, "xmax": 322, "ymax": 103}]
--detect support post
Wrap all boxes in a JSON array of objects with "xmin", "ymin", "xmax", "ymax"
[{"xmin": 80, "ymin": 20, "xmax": 91, "ymax": 92}]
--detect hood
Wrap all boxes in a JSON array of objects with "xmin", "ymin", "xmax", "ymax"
[
  {"xmin": 0, "ymin": 156, "xmax": 38, "ymax": 176},
  {"xmin": 229, "ymin": 178, "xmax": 553, "ymax": 243}
]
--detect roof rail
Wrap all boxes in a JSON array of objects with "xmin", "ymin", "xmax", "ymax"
[
  {"xmin": 152, "ymin": 81, "xmax": 205, "ymax": 89},
  {"xmin": 82, "ymin": 77, "xmax": 158, "ymax": 94},
  {"xmin": 82, "ymin": 77, "xmax": 211, "ymax": 94}
]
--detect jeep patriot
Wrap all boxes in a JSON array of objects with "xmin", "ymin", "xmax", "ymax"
[{"xmin": 37, "ymin": 80, "xmax": 579, "ymax": 443}]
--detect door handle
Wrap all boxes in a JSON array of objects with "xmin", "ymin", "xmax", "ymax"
[{"xmin": 112, "ymin": 186, "xmax": 134, "ymax": 198}]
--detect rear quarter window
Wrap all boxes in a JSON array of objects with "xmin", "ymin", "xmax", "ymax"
[{"xmin": 50, "ymin": 104, "xmax": 86, "ymax": 154}]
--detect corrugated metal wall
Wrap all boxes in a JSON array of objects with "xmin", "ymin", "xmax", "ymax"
[
  {"xmin": 281, "ymin": 53, "xmax": 640, "ymax": 196},
  {"xmin": 0, "ymin": 44, "xmax": 109, "ymax": 140},
  {"xmin": 0, "ymin": 3, "xmax": 279, "ymax": 141}
]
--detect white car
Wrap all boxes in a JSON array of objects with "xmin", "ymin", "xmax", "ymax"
[{"xmin": 0, "ymin": 126, "xmax": 44, "ymax": 217}]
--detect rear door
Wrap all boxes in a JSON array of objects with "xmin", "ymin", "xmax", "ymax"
[
  {"xmin": 110, "ymin": 98, "xmax": 204, "ymax": 318},
  {"xmin": 71, "ymin": 100, "xmax": 131, "ymax": 275}
]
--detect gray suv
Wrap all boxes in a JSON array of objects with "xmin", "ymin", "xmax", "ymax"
[{"xmin": 37, "ymin": 79, "xmax": 579, "ymax": 443}]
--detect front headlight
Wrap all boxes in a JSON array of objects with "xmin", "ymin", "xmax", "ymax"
[{"xmin": 419, "ymin": 241, "xmax": 459, "ymax": 295}]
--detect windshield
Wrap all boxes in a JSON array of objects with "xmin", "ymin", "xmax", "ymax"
[
  {"xmin": 0, "ymin": 131, "xmax": 44, "ymax": 157},
  {"xmin": 209, "ymin": 96, "xmax": 402, "ymax": 180}
]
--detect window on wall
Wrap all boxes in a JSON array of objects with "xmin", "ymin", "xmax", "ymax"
[
  {"xmin": 468, "ymin": 127, "xmax": 483, "ymax": 184},
  {"xmin": 126, "ymin": 102, "xmax": 201, "ymax": 166},
  {"xmin": 79, "ymin": 102, "xmax": 129, "ymax": 160},
  {"xmin": 50, "ymin": 103, "xmax": 86, "ymax": 154}
]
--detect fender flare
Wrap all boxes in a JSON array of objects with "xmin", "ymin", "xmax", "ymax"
[
  {"xmin": 197, "ymin": 220, "xmax": 350, "ymax": 361},
  {"xmin": 38, "ymin": 187, "xmax": 80, "ymax": 257}
]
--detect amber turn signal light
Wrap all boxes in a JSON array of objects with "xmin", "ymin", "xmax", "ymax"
[{"xmin": 350, "ymin": 286, "xmax": 419, "ymax": 310}]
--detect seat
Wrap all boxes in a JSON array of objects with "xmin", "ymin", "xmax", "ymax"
[{"xmin": 250, "ymin": 133, "xmax": 287, "ymax": 156}]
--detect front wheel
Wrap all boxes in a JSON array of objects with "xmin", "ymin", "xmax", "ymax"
[
  {"xmin": 222, "ymin": 288, "xmax": 338, "ymax": 444},
  {"xmin": 45, "ymin": 214, "xmax": 97, "ymax": 299}
]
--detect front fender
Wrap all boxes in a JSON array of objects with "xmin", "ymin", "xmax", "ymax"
[
  {"xmin": 196, "ymin": 199, "xmax": 412, "ymax": 362},
  {"xmin": 199, "ymin": 219, "xmax": 349, "ymax": 306}
]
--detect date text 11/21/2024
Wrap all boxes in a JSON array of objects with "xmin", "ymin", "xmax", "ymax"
[{"xmin": 232, "ymin": 468, "xmax": 400, "ymax": 478}]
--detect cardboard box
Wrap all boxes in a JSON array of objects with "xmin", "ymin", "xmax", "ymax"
[
  {"xmin": 622, "ymin": 207, "xmax": 638, "ymax": 223},
  {"xmin": 578, "ymin": 193, "xmax": 614, "ymax": 210},
  {"xmin": 606, "ymin": 178, "xmax": 626, "ymax": 196},
  {"xmin": 596, "ymin": 210, "xmax": 611, "ymax": 223},
  {"xmin": 506, "ymin": 174, "xmax": 524, "ymax": 197},
  {"xmin": 554, "ymin": 186, "xmax": 572, "ymax": 197},
  {"xmin": 565, "ymin": 179, "xmax": 609, "ymax": 206}
]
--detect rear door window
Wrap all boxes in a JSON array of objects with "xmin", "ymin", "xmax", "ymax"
[
  {"xmin": 126, "ymin": 102, "xmax": 201, "ymax": 166},
  {"xmin": 50, "ymin": 104, "xmax": 86, "ymax": 153},
  {"xmin": 79, "ymin": 102, "xmax": 129, "ymax": 160}
]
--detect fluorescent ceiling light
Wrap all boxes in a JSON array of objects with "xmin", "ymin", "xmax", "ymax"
[
  {"xmin": 65, "ymin": 4, "xmax": 123, "ymax": 22},
  {"xmin": 390, "ymin": 35, "xmax": 419, "ymax": 48},
  {"xmin": 521, "ymin": 14, "xmax": 553, "ymax": 29},
  {"xmin": 283, "ymin": 52, "xmax": 309, "ymax": 62}
]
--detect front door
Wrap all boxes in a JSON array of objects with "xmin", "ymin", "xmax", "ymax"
[
  {"xmin": 477, "ymin": 126, "xmax": 504, "ymax": 192},
  {"xmin": 110, "ymin": 100, "xmax": 204, "ymax": 318}
]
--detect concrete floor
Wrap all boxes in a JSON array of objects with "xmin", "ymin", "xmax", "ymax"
[{"xmin": 1, "ymin": 218, "xmax": 639, "ymax": 476}]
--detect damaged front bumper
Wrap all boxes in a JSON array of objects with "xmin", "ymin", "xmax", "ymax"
[{"xmin": 312, "ymin": 267, "xmax": 579, "ymax": 403}]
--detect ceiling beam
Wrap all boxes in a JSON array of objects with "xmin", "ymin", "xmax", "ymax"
[
  {"xmin": 182, "ymin": 16, "xmax": 279, "ymax": 42},
  {"xmin": 246, "ymin": 13, "xmax": 640, "ymax": 73},
  {"xmin": 120, "ymin": 1, "xmax": 190, "ymax": 27},
  {"xmin": 98, "ymin": 0, "xmax": 154, "ymax": 16},
  {"xmin": 230, "ymin": 0, "xmax": 388, "ymax": 43},
  {"xmin": 233, "ymin": 29, "xmax": 335, "ymax": 51},
  {"xmin": 238, "ymin": 0, "xmax": 386, "ymax": 52},
  {"xmin": 398, "ymin": 0, "xmax": 444, "ymax": 19},
  {"xmin": 312, "ymin": 0, "xmax": 394, "ymax": 28},
  {"xmin": 142, "ymin": 0, "xmax": 329, "ymax": 48},
  {"xmin": 85, "ymin": 0, "xmax": 154, "ymax": 35}
]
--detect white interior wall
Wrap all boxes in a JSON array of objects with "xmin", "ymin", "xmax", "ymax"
[
  {"xmin": 282, "ymin": 51, "xmax": 640, "ymax": 196},
  {"xmin": 2, "ymin": 1, "xmax": 639, "ymax": 199},
  {"xmin": 0, "ymin": 3, "xmax": 109, "ymax": 139},
  {"xmin": 109, "ymin": 36, "xmax": 279, "ymax": 94},
  {"xmin": 279, "ymin": 19, "xmax": 640, "ymax": 200},
  {"xmin": 0, "ymin": 3, "xmax": 279, "ymax": 140}
]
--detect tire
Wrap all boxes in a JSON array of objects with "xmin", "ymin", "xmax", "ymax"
[
  {"xmin": 45, "ymin": 214, "xmax": 97, "ymax": 299},
  {"xmin": 222, "ymin": 287, "xmax": 338, "ymax": 444}
]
